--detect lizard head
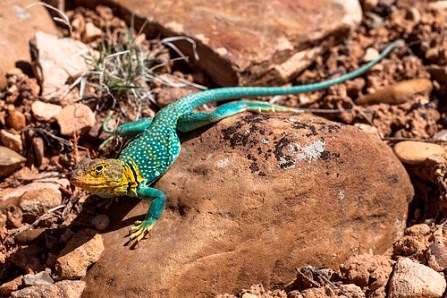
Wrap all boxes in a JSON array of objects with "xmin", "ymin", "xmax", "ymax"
[{"xmin": 70, "ymin": 158, "xmax": 133, "ymax": 197}]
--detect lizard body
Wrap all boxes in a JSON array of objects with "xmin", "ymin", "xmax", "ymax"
[{"xmin": 70, "ymin": 41, "xmax": 402, "ymax": 241}]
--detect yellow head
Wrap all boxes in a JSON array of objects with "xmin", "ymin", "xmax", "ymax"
[{"xmin": 70, "ymin": 158, "xmax": 140, "ymax": 197}]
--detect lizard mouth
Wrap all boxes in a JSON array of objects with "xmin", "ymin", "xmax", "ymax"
[
  {"xmin": 70, "ymin": 176, "xmax": 128, "ymax": 197},
  {"xmin": 69, "ymin": 168, "xmax": 101, "ymax": 187}
]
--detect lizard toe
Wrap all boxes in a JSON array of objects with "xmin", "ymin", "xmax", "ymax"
[{"xmin": 128, "ymin": 219, "xmax": 156, "ymax": 241}]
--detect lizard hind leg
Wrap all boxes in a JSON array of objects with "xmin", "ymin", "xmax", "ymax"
[
  {"xmin": 99, "ymin": 117, "xmax": 154, "ymax": 150},
  {"xmin": 177, "ymin": 100, "xmax": 303, "ymax": 133},
  {"xmin": 113, "ymin": 117, "xmax": 154, "ymax": 137}
]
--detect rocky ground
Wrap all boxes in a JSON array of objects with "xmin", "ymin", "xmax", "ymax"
[{"xmin": 1, "ymin": 0, "xmax": 447, "ymax": 297}]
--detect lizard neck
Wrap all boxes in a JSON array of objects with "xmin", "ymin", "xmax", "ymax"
[{"xmin": 121, "ymin": 158, "xmax": 146, "ymax": 197}]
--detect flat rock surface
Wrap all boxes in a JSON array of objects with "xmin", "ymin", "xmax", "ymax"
[
  {"xmin": 0, "ymin": 0, "xmax": 58, "ymax": 88},
  {"xmin": 83, "ymin": 113, "xmax": 413, "ymax": 297},
  {"xmin": 0, "ymin": 146, "xmax": 25, "ymax": 177},
  {"xmin": 75, "ymin": 0, "xmax": 362, "ymax": 86}
]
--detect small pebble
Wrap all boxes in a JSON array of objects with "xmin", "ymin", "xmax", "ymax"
[
  {"xmin": 19, "ymin": 187, "xmax": 62, "ymax": 216},
  {"xmin": 426, "ymin": 48, "xmax": 439, "ymax": 61},
  {"xmin": 354, "ymin": 123, "xmax": 380, "ymax": 137},
  {"xmin": 23, "ymin": 271, "xmax": 54, "ymax": 286},
  {"xmin": 92, "ymin": 214, "xmax": 110, "ymax": 231},
  {"xmin": 241, "ymin": 294, "xmax": 259, "ymax": 298},
  {"xmin": 394, "ymin": 141, "xmax": 444, "ymax": 165},
  {"xmin": 428, "ymin": 1, "xmax": 447, "ymax": 11},
  {"xmin": 356, "ymin": 79, "xmax": 433, "ymax": 105},
  {"xmin": 83, "ymin": 22, "xmax": 102, "ymax": 42},
  {"xmin": 433, "ymin": 129, "xmax": 447, "ymax": 142},
  {"xmin": 408, "ymin": 7, "xmax": 421, "ymax": 24},
  {"xmin": 427, "ymin": 242, "xmax": 447, "ymax": 271},
  {"xmin": 7, "ymin": 110, "xmax": 26, "ymax": 131},
  {"xmin": 91, "ymin": 214, "xmax": 110, "ymax": 231},
  {"xmin": 31, "ymin": 101, "xmax": 62, "ymax": 121},
  {"xmin": 0, "ymin": 129, "xmax": 23, "ymax": 153},
  {"xmin": 70, "ymin": 13, "xmax": 85, "ymax": 33},
  {"xmin": 363, "ymin": 47, "xmax": 379, "ymax": 62},
  {"xmin": 55, "ymin": 104, "xmax": 95, "ymax": 136},
  {"xmin": 0, "ymin": 275, "xmax": 23, "ymax": 296},
  {"xmin": 15, "ymin": 228, "xmax": 46, "ymax": 244},
  {"xmin": 32, "ymin": 137, "xmax": 45, "ymax": 167},
  {"xmin": 0, "ymin": 146, "xmax": 26, "ymax": 177},
  {"xmin": 363, "ymin": 0, "xmax": 379, "ymax": 11},
  {"xmin": 6, "ymin": 68, "xmax": 26, "ymax": 84},
  {"xmin": 404, "ymin": 224, "xmax": 431, "ymax": 236}
]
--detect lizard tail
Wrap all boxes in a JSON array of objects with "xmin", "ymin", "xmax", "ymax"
[{"xmin": 165, "ymin": 40, "xmax": 403, "ymax": 118}]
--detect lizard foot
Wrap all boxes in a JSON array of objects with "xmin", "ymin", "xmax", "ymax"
[{"xmin": 129, "ymin": 219, "xmax": 156, "ymax": 242}]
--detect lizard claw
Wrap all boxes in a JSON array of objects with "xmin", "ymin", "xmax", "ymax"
[
  {"xmin": 130, "ymin": 220, "xmax": 142, "ymax": 231},
  {"xmin": 128, "ymin": 219, "xmax": 156, "ymax": 242}
]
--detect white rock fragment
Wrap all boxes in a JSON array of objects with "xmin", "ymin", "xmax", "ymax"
[
  {"xmin": 428, "ymin": 1, "xmax": 447, "ymax": 11},
  {"xmin": 30, "ymin": 32, "xmax": 91, "ymax": 99},
  {"xmin": 0, "ymin": 130, "xmax": 22, "ymax": 153},
  {"xmin": 363, "ymin": 47, "xmax": 379, "ymax": 62},
  {"xmin": 31, "ymin": 101, "xmax": 62, "ymax": 121},
  {"xmin": 83, "ymin": 22, "xmax": 102, "ymax": 42},
  {"xmin": 388, "ymin": 257, "xmax": 446, "ymax": 298},
  {"xmin": 23, "ymin": 271, "xmax": 54, "ymax": 286}
]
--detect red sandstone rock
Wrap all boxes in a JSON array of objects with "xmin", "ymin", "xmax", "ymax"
[{"xmin": 83, "ymin": 114, "xmax": 413, "ymax": 297}]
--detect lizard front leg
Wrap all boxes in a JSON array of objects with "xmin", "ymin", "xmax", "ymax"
[{"xmin": 129, "ymin": 186, "xmax": 167, "ymax": 242}]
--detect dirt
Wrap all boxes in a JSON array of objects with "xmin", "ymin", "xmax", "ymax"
[{"xmin": 2, "ymin": 0, "xmax": 447, "ymax": 297}]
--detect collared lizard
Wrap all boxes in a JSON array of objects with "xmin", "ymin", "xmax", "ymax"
[{"xmin": 70, "ymin": 40, "xmax": 402, "ymax": 242}]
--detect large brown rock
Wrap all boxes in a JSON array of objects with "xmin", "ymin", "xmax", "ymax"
[
  {"xmin": 75, "ymin": 0, "xmax": 362, "ymax": 86},
  {"xmin": 83, "ymin": 114, "xmax": 413, "ymax": 297}
]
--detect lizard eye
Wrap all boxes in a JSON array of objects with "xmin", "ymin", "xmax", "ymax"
[{"xmin": 95, "ymin": 165, "xmax": 104, "ymax": 173}]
